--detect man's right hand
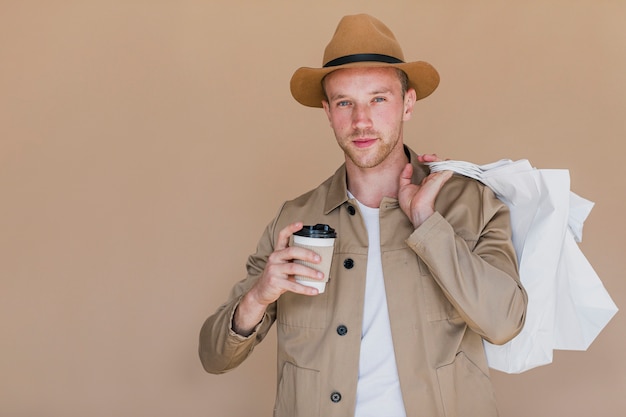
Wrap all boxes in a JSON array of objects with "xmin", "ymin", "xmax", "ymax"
[{"xmin": 232, "ymin": 222, "xmax": 323, "ymax": 336}]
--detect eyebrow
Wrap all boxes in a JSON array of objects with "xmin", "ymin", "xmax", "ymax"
[
  {"xmin": 329, "ymin": 88, "xmax": 394, "ymax": 102},
  {"xmin": 370, "ymin": 88, "xmax": 393, "ymax": 95}
]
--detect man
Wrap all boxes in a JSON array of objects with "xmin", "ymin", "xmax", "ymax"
[{"xmin": 199, "ymin": 14, "xmax": 527, "ymax": 417}]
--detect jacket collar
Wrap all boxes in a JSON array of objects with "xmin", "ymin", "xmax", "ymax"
[{"xmin": 323, "ymin": 145, "xmax": 429, "ymax": 214}]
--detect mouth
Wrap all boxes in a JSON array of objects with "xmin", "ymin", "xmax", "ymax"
[{"xmin": 352, "ymin": 138, "xmax": 378, "ymax": 148}]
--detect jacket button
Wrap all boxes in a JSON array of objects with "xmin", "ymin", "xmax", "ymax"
[
  {"xmin": 336, "ymin": 325, "xmax": 348, "ymax": 336},
  {"xmin": 330, "ymin": 391, "xmax": 342, "ymax": 403},
  {"xmin": 343, "ymin": 258, "xmax": 354, "ymax": 269},
  {"xmin": 347, "ymin": 205, "xmax": 356, "ymax": 215}
]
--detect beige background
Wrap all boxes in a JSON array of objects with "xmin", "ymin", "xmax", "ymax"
[{"xmin": 1, "ymin": 1, "xmax": 624, "ymax": 416}]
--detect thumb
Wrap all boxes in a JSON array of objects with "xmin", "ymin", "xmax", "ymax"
[{"xmin": 399, "ymin": 163, "xmax": 413, "ymax": 188}]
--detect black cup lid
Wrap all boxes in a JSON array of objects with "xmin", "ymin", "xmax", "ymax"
[{"xmin": 294, "ymin": 224, "xmax": 336, "ymax": 238}]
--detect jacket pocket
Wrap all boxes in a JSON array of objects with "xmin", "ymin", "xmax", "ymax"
[
  {"xmin": 436, "ymin": 352, "xmax": 498, "ymax": 417},
  {"xmin": 274, "ymin": 362, "xmax": 320, "ymax": 417},
  {"xmin": 277, "ymin": 288, "xmax": 329, "ymax": 329}
]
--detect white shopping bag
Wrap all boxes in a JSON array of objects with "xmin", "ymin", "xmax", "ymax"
[
  {"xmin": 554, "ymin": 226, "xmax": 619, "ymax": 350},
  {"xmin": 428, "ymin": 159, "xmax": 619, "ymax": 373},
  {"xmin": 482, "ymin": 168, "xmax": 571, "ymax": 373}
]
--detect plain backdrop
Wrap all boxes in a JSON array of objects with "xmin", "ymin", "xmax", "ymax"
[{"xmin": 1, "ymin": 1, "xmax": 624, "ymax": 416}]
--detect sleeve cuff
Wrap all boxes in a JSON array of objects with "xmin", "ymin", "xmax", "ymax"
[
  {"xmin": 406, "ymin": 211, "xmax": 447, "ymax": 253},
  {"xmin": 228, "ymin": 297, "xmax": 267, "ymax": 340}
]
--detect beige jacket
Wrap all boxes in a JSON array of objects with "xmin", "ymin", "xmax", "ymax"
[{"xmin": 199, "ymin": 147, "xmax": 527, "ymax": 417}]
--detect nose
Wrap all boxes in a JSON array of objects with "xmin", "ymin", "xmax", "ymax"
[{"xmin": 352, "ymin": 103, "xmax": 372, "ymax": 130}]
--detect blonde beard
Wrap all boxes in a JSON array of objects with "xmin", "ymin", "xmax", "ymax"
[{"xmin": 338, "ymin": 128, "xmax": 403, "ymax": 169}]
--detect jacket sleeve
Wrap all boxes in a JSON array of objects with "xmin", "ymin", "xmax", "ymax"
[
  {"xmin": 405, "ymin": 180, "xmax": 528, "ymax": 345},
  {"xmin": 198, "ymin": 218, "xmax": 279, "ymax": 374}
]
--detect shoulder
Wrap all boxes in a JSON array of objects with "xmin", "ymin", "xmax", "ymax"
[
  {"xmin": 281, "ymin": 163, "xmax": 347, "ymax": 214},
  {"xmin": 268, "ymin": 167, "xmax": 344, "ymax": 237},
  {"xmin": 285, "ymin": 175, "xmax": 334, "ymax": 208},
  {"xmin": 440, "ymin": 174, "xmax": 499, "ymax": 204},
  {"xmin": 436, "ymin": 174, "xmax": 507, "ymax": 226}
]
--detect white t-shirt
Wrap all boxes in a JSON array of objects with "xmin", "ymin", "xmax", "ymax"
[{"xmin": 352, "ymin": 196, "xmax": 406, "ymax": 417}]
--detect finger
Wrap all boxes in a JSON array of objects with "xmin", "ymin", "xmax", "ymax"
[
  {"xmin": 258, "ymin": 262, "xmax": 323, "ymax": 298},
  {"xmin": 424, "ymin": 170, "xmax": 453, "ymax": 189},
  {"xmin": 285, "ymin": 245, "xmax": 322, "ymax": 265},
  {"xmin": 417, "ymin": 153, "xmax": 442, "ymax": 163},
  {"xmin": 267, "ymin": 239, "xmax": 321, "ymax": 272},
  {"xmin": 439, "ymin": 170, "xmax": 454, "ymax": 187},
  {"xmin": 254, "ymin": 260, "xmax": 321, "ymax": 301},
  {"xmin": 398, "ymin": 163, "xmax": 413, "ymax": 188},
  {"xmin": 266, "ymin": 247, "xmax": 316, "ymax": 272},
  {"xmin": 265, "ymin": 259, "xmax": 324, "ymax": 283},
  {"xmin": 284, "ymin": 280, "xmax": 321, "ymax": 296},
  {"xmin": 285, "ymin": 261, "xmax": 325, "ymax": 280},
  {"xmin": 275, "ymin": 222, "xmax": 303, "ymax": 250},
  {"xmin": 437, "ymin": 169, "xmax": 454, "ymax": 182}
]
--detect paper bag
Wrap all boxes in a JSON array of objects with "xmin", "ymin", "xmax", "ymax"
[
  {"xmin": 553, "ymin": 227, "xmax": 619, "ymax": 350},
  {"xmin": 428, "ymin": 159, "xmax": 619, "ymax": 373},
  {"xmin": 482, "ymin": 168, "xmax": 571, "ymax": 373}
]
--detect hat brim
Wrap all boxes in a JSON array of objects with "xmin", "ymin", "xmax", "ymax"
[{"xmin": 290, "ymin": 60, "xmax": 440, "ymax": 108}]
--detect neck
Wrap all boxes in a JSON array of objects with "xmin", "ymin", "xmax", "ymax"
[{"xmin": 346, "ymin": 144, "xmax": 409, "ymax": 208}]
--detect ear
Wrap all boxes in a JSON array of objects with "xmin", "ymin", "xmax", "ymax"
[
  {"xmin": 322, "ymin": 100, "xmax": 332, "ymax": 123},
  {"xmin": 403, "ymin": 88, "xmax": 417, "ymax": 121}
]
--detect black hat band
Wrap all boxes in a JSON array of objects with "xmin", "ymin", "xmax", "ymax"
[{"xmin": 323, "ymin": 53, "xmax": 404, "ymax": 68}]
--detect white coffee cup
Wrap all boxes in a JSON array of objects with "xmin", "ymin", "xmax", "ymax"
[{"xmin": 290, "ymin": 224, "xmax": 336, "ymax": 293}]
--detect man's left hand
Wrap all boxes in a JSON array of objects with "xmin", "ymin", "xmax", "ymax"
[{"xmin": 398, "ymin": 163, "xmax": 453, "ymax": 228}]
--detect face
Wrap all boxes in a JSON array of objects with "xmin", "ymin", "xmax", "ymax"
[{"xmin": 322, "ymin": 67, "xmax": 416, "ymax": 169}]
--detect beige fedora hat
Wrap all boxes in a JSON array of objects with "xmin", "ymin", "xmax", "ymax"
[{"xmin": 290, "ymin": 14, "xmax": 440, "ymax": 108}]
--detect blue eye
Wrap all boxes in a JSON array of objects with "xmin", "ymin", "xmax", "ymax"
[
  {"xmin": 373, "ymin": 97, "xmax": 386, "ymax": 103},
  {"xmin": 337, "ymin": 100, "xmax": 351, "ymax": 107}
]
